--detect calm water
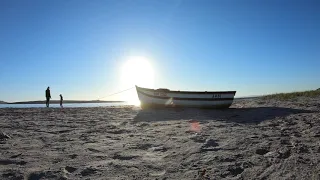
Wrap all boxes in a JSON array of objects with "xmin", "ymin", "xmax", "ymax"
[{"xmin": 0, "ymin": 102, "xmax": 130, "ymax": 108}]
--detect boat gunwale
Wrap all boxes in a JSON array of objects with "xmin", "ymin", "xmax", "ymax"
[
  {"xmin": 137, "ymin": 90, "xmax": 235, "ymax": 101},
  {"xmin": 136, "ymin": 86, "xmax": 236, "ymax": 95}
]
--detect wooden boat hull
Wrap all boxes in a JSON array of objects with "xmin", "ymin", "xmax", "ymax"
[{"xmin": 136, "ymin": 86, "xmax": 236, "ymax": 109}]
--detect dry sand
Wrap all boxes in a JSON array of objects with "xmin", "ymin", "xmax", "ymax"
[{"xmin": 0, "ymin": 97, "xmax": 320, "ymax": 180}]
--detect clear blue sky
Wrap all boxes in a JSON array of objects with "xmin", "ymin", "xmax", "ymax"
[{"xmin": 0, "ymin": 0, "xmax": 319, "ymax": 102}]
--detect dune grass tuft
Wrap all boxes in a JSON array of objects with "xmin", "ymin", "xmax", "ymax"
[{"xmin": 262, "ymin": 89, "xmax": 320, "ymax": 100}]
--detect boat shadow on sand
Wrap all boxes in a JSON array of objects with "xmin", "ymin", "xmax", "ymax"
[{"xmin": 133, "ymin": 107, "xmax": 315, "ymax": 124}]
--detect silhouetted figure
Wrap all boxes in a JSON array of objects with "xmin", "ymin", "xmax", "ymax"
[
  {"xmin": 60, "ymin": 94, "xmax": 63, "ymax": 108},
  {"xmin": 45, "ymin": 87, "xmax": 51, "ymax": 107}
]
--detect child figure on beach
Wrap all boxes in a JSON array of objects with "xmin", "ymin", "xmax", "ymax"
[{"xmin": 60, "ymin": 94, "xmax": 63, "ymax": 108}]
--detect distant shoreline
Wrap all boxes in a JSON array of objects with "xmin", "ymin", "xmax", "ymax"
[
  {"xmin": 4, "ymin": 100, "xmax": 124, "ymax": 104},
  {"xmin": 3, "ymin": 89, "xmax": 318, "ymax": 104},
  {"xmin": 0, "ymin": 97, "xmax": 259, "ymax": 105},
  {"xmin": 0, "ymin": 97, "xmax": 259, "ymax": 104}
]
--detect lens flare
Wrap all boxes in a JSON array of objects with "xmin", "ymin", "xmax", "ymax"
[{"xmin": 190, "ymin": 120, "xmax": 201, "ymax": 132}]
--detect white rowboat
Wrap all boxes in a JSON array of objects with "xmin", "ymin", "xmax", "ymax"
[{"xmin": 136, "ymin": 86, "xmax": 236, "ymax": 109}]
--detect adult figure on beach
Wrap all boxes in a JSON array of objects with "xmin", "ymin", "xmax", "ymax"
[
  {"xmin": 45, "ymin": 87, "xmax": 51, "ymax": 107},
  {"xmin": 60, "ymin": 94, "xmax": 63, "ymax": 108}
]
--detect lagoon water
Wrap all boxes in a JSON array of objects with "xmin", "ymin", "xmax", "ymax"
[{"xmin": 0, "ymin": 102, "xmax": 129, "ymax": 108}]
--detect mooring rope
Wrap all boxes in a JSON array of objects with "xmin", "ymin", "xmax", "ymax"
[{"xmin": 96, "ymin": 86, "xmax": 135, "ymax": 101}]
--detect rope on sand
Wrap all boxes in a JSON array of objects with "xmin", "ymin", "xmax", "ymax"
[{"xmin": 96, "ymin": 86, "xmax": 135, "ymax": 101}]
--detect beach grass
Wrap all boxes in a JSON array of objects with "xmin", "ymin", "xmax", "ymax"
[{"xmin": 262, "ymin": 89, "xmax": 320, "ymax": 100}]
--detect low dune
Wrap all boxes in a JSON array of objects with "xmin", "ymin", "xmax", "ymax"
[{"xmin": 0, "ymin": 96, "xmax": 319, "ymax": 179}]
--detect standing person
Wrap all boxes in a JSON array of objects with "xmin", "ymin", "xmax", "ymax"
[
  {"xmin": 60, "ymin": 94, "xmax": 63, "ymax": 108},
  {"xmin": 45, "ymin": 87, "xmax": 51, "ymax": 107}
]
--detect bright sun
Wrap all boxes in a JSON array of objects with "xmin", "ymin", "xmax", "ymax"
[{"xmin": 120, "ymin": 56, "xmax": 155, "ymax": 105}]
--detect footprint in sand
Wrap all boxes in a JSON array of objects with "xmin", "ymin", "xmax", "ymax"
[
  {"xmin": 10, "ymin": 153, "xmax": 22, "ymax": 158},
  {"xmin": 200, "ymin": 139, "xmax": 220, "ymax": 152},
  {"xmin": 80, "ymin": 167, "xmax": 98, "ymax": 176},
  {"xmin": 131, "ymin": 143, "xmax": 153, "ymax": 150},
  {"xmin": 278, "ymin": 147, "xmax": 291, "ymax": 159},
  {"xmin": 27, "ymin": 171, "xmax": 65, "ymax": 180},
  {"xmin": 227, "ymin": 166, "xmax": 244, "ymax": 176},
  {"xmin": 142, "ymin": 152, "xmax": 164, "ymax": 162},
  {"xmin": 2, "ymin": 170, "xmax": 24, "ymax": 180},
  {"xmin": 112, "ymin": 153, "xmax": 139, "ymax": 160},
  {"xmin": 256, "ymin": 148, "xmax": 269, "ymax": 155},
  {"xmin": 0, "ymin": 159, "xmax": 27, "ymax": 165},
  {"xmin": 87, "ymin": 148, "xmax": 101, "ymax": 153},
  {"xmin": 106, "ymin": 129, "xmax": 131, "ymax": 134},
  {"xmin": 149, "ymin": 170, "xmax": 166, "ymax": 177},
  {"xmin": 64, "ymin": 166, "xmax": 77, "ymax": 173},
  {"xmin": 68, "ymin": 154, "xmax": 78, "ymax": 159},
  {"xmin": 150, "ymin": 146, "xmax": 168, "ymax": 152}
]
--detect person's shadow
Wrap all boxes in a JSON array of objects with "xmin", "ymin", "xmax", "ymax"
[{"xmin": 133, "ymin": 107, "xmax": 315, "ymax": 124}]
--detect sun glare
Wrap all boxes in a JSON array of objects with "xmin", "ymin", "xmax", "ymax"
[{"xmin": 120, "ymin": 56, "xmax": 155, "ymax": 105}]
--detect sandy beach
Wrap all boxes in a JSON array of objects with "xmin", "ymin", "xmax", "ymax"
[{"xmin": 1, "ymin": 97, "xmax": 320, "ymax": 180}]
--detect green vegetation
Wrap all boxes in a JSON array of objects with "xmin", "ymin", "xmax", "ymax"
[{"xmin": 263, "ymin": 89, "xmax": 320, "ymax": 100}]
